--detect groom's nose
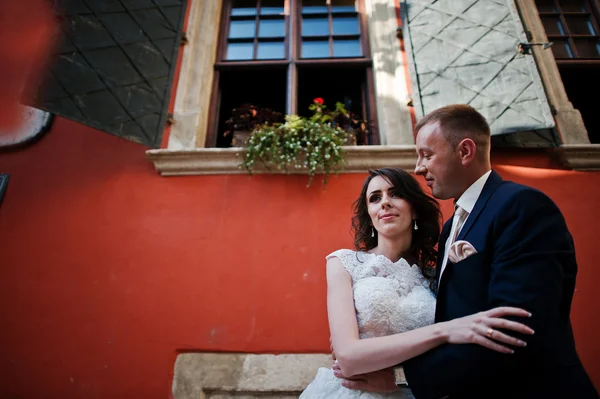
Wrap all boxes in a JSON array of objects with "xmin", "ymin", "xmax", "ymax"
[{"xmin": 414, "ymin": 164, "xmax": 426, "ymax": 175}]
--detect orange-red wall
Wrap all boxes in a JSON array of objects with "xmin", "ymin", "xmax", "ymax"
[{"xmin": 0, "ymin": 118, "xmax": 598, "ymax": 398}]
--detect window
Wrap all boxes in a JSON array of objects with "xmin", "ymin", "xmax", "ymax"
[
  {"xmin": 536, "ymin": 0, "xmax": 600, "ymax": 59},
  {"xmin": 206, "ymin": 0, "xmax": 378, "ymax": 147},
  {"xmin": 536, "ymin": 0, "xmax": 600, "ymax": 143}
]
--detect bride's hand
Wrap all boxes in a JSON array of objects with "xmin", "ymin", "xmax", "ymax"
[{"xmin": 440, "ymin": 306, "xmax": 534, "ymax": 353}]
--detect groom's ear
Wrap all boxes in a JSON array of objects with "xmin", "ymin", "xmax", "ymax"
[{"xmin": 457, "ymin": 138, "xmax": 477, "ymax": 166}]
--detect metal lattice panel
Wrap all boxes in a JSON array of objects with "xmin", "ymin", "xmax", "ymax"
[
  {"xmin": 30, "ymin": 0, "xmax": 187, "ymax": 147},
  {"xmin": 402, "ymin": 0, "xmax": 555, "ymax": 135}
]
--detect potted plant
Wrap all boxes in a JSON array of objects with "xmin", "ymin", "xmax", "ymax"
[
  {"xmin": 223, "ymin": 104, "xmax": 284, "ymax": 147},
  {"xmin": 241, "ymin": 98, "xmax": 360, "ymax": 187}
]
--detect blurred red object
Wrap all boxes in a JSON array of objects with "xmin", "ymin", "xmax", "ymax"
[{"xmin": 0, "ymin": 0, "xmax": 55, "ymax": 130}]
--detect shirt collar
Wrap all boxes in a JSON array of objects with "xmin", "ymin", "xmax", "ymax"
[{"xmin": 455, "ymin": 170, "xmax": 492, "ymax": 214}]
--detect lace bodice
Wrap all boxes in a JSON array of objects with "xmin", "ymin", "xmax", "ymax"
[
  {"xmin": 299, "ymin": 249, "xmax": 436, "ymax": 398},
  {"xmin": 326, "ymin": 249, "xmax": 436, "ymax": 338}
]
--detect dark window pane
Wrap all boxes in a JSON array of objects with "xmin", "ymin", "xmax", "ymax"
[
  {"xmin": 565, "ymin": 16, "xmax": 596, "ymax": 35},
  {"xmin": 302, "ymin": 6, "xmax": 328, "ymax": 13},
  {"xmin": 332, "ymin": 16, "xmax": 359, "ymax": 35},
  {"xmin": 535, "ymin": 0, "xmax": 558, "ymax": 12},
  {"xmin": 541, "ymin": 16, "xmax": 566, "ymax": 35},
  {"xmin": 229, "ymin": 20, "xmax": 256, "ymax": 38},
  {"xmin": 331, "ymin": 0, "xmax": 357, "ymax": 13},
  {"xmin": 573, "ymin": 38, "xmax": 600, "ymax": 57},
  {"xmin": 551, "ymin": 39, "xmax": 574, "ymax": 58},
  {"xmin": 257, "ymin": 41, "xmax": 285, "ymax": 59},
  {"xmin": 260, "ymin": 0, "xmax": 284, "ymax": 15},
  {"xmin": 259, "ymin": 18, "xmax": 285, "ymax": 37},
  {"xmin": 226, "ymin": 42, "xmax": 254, "ymax": 59},
  {"xmin": 217, "ymin": 68, "xmax": 287, "ymax": 147},
  {"xmin": 333, "ymin": 39, "xmax": 361, "ymax": 57},
  {"xmin": 558, "ymin": 0, "xmax": 587, "ymax": 12},
  {"xmin": 231, "ymin": 7, "xmax": 257, "ymax": 16},
  {"xmin": 231, "ymin": 0, "xmax": 257, "ymax": 16},
  {"xmin": 302, "ymin": 0, "xmax": 328, "ymax": 14},
  {"xmin": 302, "ymin": 18, "xmax": 329, "ymax": 36},
  {"xmin": 260, "ymin": 7, "xmax": 284, "ymax": 15},
  {"xmin": 302, "ymin": 40, "xmax": 330, "ymax": 58}
]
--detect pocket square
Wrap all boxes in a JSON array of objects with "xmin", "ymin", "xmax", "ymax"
[{"xmin": 448, "ymin": 240, "xmax": 477, "ymax": 264}]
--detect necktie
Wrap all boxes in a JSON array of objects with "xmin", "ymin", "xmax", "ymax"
[{"xmin": 439, "ymin": 206, "xmax": 468, "ymax": 280}]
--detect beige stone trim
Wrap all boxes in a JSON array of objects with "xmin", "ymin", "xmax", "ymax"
[
  {"xmin": 172, "ymin": 353, "xmax": 330, "ymax": 399},
  {"xmin": 553, "ymin": 144, "xmax": 600, "ymax": 170},
  {"xmin": 514, "ymin": 0, "xmax": 590, "ymax": 145},
  {"xmin": 167, "ymin": 0, "xmax": 222, "ymax": 150},
  {"xmin": 146, "ymin": 145, "xmax": 418, "ymax": 175},
  {"xmin": 364, "ymin": 0, "xmax": 414, "ymax": 145}
]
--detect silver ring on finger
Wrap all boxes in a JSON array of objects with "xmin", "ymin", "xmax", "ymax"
[{"xmin": 486, "ymin": 328, "xmax": 494, "ymax": 338}]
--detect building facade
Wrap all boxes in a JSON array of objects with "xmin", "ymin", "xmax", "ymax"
[{"xmin": 1, "ymin": 0, "xmax": 599, "ymax": 398}]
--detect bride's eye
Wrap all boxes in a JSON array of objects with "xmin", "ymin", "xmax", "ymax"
[{"xmin": 369, "ymin": 195, "xmax": 380, "ymax": 203}]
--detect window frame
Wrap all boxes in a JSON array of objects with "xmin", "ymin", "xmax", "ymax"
[
  {"xmin": 204, "ymin": 0, "xmax": 379, "ymax": 147},
  {"xmin": 536, "ymin": 0, "xmax": 600, "ymax": 64}
]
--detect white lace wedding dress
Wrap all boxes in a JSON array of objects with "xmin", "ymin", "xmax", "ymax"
[{"xmin": 299, "ymin": 249, "xmax": 436, "ymax": 399}]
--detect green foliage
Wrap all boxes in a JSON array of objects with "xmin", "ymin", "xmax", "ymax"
[{"xmin": 241, "ymin": 106, "xmax": 349, "ymax": 187}]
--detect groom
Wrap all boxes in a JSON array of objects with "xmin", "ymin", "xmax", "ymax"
[{"xmin": 337, "ymin": 104, "xmax": 599, "ymax": 398}]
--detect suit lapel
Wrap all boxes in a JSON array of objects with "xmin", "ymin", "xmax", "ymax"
[
  {"xmin": 435, "ymin": 170, "xmax": 503, "ymax": 299},
  {"xmin": 456, "ymin": 170, "xmax": 503, "ymax": 241},
  {"xmin": 434, "ymin": 218, "xmax": 453, "ymax": 292}
]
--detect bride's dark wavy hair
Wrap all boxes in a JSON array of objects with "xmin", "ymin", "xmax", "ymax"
[{"xmin": 351, "ymin": 168, "xmax": 441, "ymax": 274}]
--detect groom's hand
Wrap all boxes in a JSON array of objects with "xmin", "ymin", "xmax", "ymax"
[{"xmin": 332, "ymin": 363, "xmax": 400, "ymax": 393}]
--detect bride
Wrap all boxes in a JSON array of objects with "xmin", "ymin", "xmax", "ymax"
[{"xmin": 300, "ymin": 168, "xmax": 533, "ymax": 398}]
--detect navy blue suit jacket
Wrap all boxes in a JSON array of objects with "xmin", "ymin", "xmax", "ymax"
[{"xmin": 403, "ymin": 170, "xmax": 598, "ymax": 399}]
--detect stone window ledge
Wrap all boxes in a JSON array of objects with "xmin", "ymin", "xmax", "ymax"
[
  {"xmin": 146, "ymin": 144, "xmax": 600, "ymax": 176},
  {"xmin": 172, "ymin": 353, "xmax": 330, "ymax": 399},
  {"xmin": 146, "ymin": 145, "xmax": 419, "ymax": 176},
  {"xmin": 553, "ymin": 144, "xmax": 600, "ymax": 170}
]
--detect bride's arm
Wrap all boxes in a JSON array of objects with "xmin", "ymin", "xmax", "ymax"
[
  {"xmin": 328, "ymin": 258, "xmax": 533, "ymax": 378},
  {"xmin": 328, "ymin": 258, "xmax": 447, "ymax": 377}
]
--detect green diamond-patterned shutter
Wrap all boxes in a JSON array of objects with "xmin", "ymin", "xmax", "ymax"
[
  {"xmin": 401, "ymin": 0, "xmax": 555, "ymax": 135},
  {"xmin": 30, "ymin": 0, "xmax": 187, "ymax": 148}
]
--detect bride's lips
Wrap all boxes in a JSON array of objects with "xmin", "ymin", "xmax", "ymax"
[{"xmin": 379, "ymin": 213, "xmax": 397, "ymax": 220}]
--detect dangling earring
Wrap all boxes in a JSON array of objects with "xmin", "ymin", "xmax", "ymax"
[
  {"xmin": 414, "ymin": 220, "xmax": 418, "ymax": 230},
  {"xmin": 371, "ymin": 227, "xmax": 375, "ymax": 237}
]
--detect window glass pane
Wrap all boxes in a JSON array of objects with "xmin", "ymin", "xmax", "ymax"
[
  {"xmin": 226, "ymin": 42, "xmax": 254, "ymax": 60},
  {"xmin": 302, "ymin": 40, "xmax": 330, "ymax": 58},
  {"xmin": 332, "ymin": 16, "xmax": 359, "ymax": 35},
  {"xmin": 541, "ymin": 16, "xmax": 566, "ymax": 35},
  {"xmin": 260, "ymin": 0, "xmax": 285, "ymax": 15},
  {"xmin": 333, "ymin": 38, "xmax": 361, "ymax": 57},
  {"xmin": 534, "ymin": 0, "xmax": 558, "ymax": 12},
  {"xmin": 573, "ymin": 38, "xmax": 600, "ymax": 58},
  {"xmin": 303, "ymin": 0, "xmax": 328, "ymax": 14},
  {"xmin": 551, "ymin": 39, "xmax": 574, "ymax": 58},
  {"xmin": 257, "ymin": 41, "xmax": 285, "ymax": 59},
  {"xmin": 259, "ymin": 18, "xmax": 286, "ymax": 37},
  {"xmin": 565, "ymin": 16, "xmax": 596, "ymax": 35},
  {"xmin": 331, "ymin": 0, "xmax": 357, "ymax": 13},
  {"xmin": 231, "ymin": 0, "xmax": 257, "ymax": 16},
  {"xmin": 558, "ymin": 0, "xmax": 587, "ymax": 12},
  {"xmin": 302, "ymin": 18, "xmax": 329, "ymax": 36},
  {"xmin": 229, "ymin": 20, "xmax": 256, "ymax": 38}
]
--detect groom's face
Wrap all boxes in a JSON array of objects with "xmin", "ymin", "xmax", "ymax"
[{"xmin": 414, "ymin": 122, "xmax": 462, "ymax": 200}]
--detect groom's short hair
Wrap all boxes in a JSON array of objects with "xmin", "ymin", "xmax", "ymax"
[{"xmin": 415, "ymin": 104, "xmax": 491, "ymax": 156}]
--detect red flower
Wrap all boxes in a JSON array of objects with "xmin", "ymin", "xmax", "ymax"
[{"xmin": 313, "ymin": 97, "xmax": 324, "ymax": 105}]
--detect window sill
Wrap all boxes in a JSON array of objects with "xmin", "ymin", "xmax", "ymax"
[
  {"xmin": 146, "ymin": 145, "xmax": 418, "ymax": 176},
  {"xmin": 553, "ymin": 144, "xmax": 600, "ymax": 170}
]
